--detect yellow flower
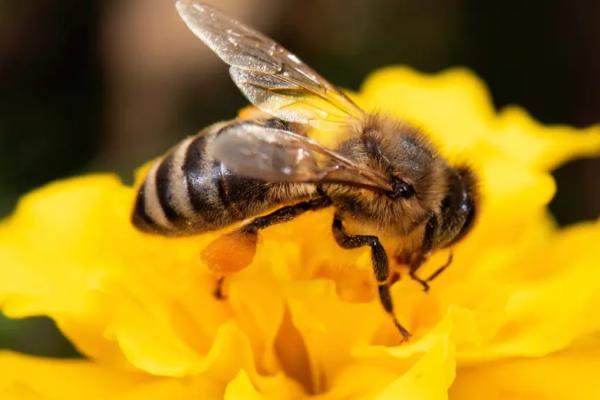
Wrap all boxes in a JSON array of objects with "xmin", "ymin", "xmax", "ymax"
[{"xmin": 1, "ymin": 66, "xmax": 600, "ymax": 399}]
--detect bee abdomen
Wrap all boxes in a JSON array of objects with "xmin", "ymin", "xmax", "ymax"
[
  {"xmin": 132, "ymin": 125, "xmax": 296, "ymax": 236},
  {"xmin": 183, "ymin": 133, "xmax": 230, "ymax": 227},
  {"xmin": 181, "ymin": 131, "xmax": 283, "ymax": 229},
  {"xmin": 132, "ymin": 135, "xmax": 203, "ymax": 235}
]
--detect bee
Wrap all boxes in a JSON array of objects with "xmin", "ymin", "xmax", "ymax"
[{"xmin": 132, "ymin": 0, "xmax": 478, "ymax": 340}]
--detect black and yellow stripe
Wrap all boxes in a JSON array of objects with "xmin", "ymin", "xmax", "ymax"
[{"xmin": 131, "ymin": 120, "xmax": 314, "ymax": 236}]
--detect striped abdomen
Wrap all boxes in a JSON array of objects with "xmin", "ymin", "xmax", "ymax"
[{"xmin": 132, "ymin": 121, "xmax": 315, "ymax": 236}]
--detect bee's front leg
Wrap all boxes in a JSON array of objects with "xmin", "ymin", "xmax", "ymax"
[
  {"xmin": 332, "ymin": 214, "xmax": 411, "ymax": 340},
  {"xmin": 408, "ymin": 255, "xmax": 431, "ymax": 292},
  {"xmin": 409, "ymin": 215, "xmax": 453, "ymax": 291}
]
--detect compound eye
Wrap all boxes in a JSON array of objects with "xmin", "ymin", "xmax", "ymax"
[{"xmin": 390, "ymin": 179, "xmax": 415, "ymax": 199}]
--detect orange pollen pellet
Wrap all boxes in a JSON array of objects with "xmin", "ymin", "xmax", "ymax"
[{"xmin": 201, "ymin": 230, "xmax": 258, "ymax": 275}]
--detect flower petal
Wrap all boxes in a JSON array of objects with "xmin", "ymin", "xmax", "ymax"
[
  {"xmin": 224, "ymin": 371, "xmax": 266, "ymax": 400},
  {"xmin": 475, "ymin": 218, "xmax": 600, "ymax": 359},
  {"xmin": 0, "ymin": 350, "xmax": 285, "ymax": 399},
  {"xmin": 319, "ymin": 312, "xmax": 457, "ymax": 400},
  {"xmin": 0, "ymin": 176, "xmax": 232, "ymax": 375},
  {"xmin": 374, "ymin": 333, "xmax": 455, "ymax": 400},
  {"xmin": 492, "ymin": 107, "xmax": 600, "ymax": 171},
  {"xmin": 450, "ymin": 335, "xmax": 600, "ymax": 399},
  {"xmin": 429, "ymin": 217, "xmax": 600, "ymax": 363}
]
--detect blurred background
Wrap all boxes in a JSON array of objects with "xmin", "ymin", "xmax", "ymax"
[{"xmin": 0, "ymin": 0, "xmax": 598, "ymax": 358}]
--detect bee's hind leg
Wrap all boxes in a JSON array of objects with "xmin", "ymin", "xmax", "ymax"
[
  {"xmin": 332, "ymin": 214, "xmax": 411, "ymax": 340},
  {"xmin": 239, "ymin": 196, "xmax": 332, "ymax": 235},
  {"xmin": 203, "ymin": 196, "xmax": 332, "ymax": 299}
]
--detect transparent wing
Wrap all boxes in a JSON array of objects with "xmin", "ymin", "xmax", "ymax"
[
  {"xmin": 176, "ymin": 0, "xmax": 364, "ymax": 130},
  {"xmin": 210, "ymin": 121, "xmax": 392, "ymax": 192}
]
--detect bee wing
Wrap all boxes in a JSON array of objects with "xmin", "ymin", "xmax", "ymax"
[
  {"xmin": 211, "ymin": 121, "xmax": 392, "ymax": 192},
  {"xmin": 176, "ymin": 0, "xmax": 364, "ymax": 130}
]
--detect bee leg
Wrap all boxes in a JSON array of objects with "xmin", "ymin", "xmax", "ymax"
[
  {"xmin": 409, "ymin": 257, "xmax": 430, "ymax": 292},
  {"xmin": 424, "ymin": 252, "xmax": 453, "ymax": 283},
  {"xmin": 409, "ymin": 215, "xmax": 438, "ymax": 292},
  {"xmin": 203, "ymin": 196, "xmax": 332, "ymax": 298},
  {"xmin": 241, "ymin": 196, "xmax": 332, "ymax": 235},
  {"xmin": 409, "ymin": 251, "xmax": 454, "ymax": 293},
  {"xmin": 332, "ymin": 214, "xmax": 411, "ymax": 340},
  {"xmin": 389, "ymin": 271, "xmax": 401, "ymax": 285},
  {"xmin": 214, "ymin": 276, "xmax": 227, "ymax": 300}
]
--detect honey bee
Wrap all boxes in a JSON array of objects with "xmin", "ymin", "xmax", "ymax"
[{"xmin": 132, "ymin": 0, "xmax": 478, "ymax": 339}]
